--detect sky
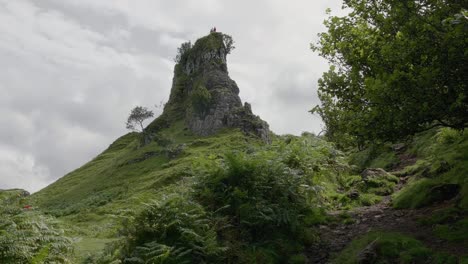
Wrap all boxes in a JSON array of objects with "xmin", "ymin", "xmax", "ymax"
[{"xmin": 0, "ymin": 0, "xmax": 344, "ymax": 193}]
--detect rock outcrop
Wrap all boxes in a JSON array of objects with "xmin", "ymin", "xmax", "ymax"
[{"xmin": 148, "ymin": 32, "xmax": 270, "ymax": 142}]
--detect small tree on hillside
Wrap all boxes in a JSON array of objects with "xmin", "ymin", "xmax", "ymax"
[{"xmin": 126, "ymin": 106, "xmax": 154, "ymax": 132}]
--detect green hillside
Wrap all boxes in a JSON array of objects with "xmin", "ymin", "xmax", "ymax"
[{"xmin": 31, "ymin": 122, "xmax": 264, "ymax": 260}]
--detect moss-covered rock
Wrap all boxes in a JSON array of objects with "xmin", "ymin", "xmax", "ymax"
[{"xmin": 146, "ymin": 32, "xmax": 270, "ymax": 142}]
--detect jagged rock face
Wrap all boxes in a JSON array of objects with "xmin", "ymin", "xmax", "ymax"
[
  {"xmin": 160, "ymin": 32, "xmax": 270, "ymax": 142},
  {"xmin": 183, "ymin": 49, "xmax": 227, "ymax": 75}
]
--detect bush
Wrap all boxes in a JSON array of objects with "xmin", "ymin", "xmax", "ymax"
[
  {"xmin": 0, "ymin": 191, "xmax": 73, "ymax": 263},
  {"xmin": 195, "ymin": 152, "xmax": 313, "ymax": 231},
  {"xmin": 191, "ymin": 84, "xmax": 212, "ymax": 115},
  {"xmin": 193, "ymin": 150, "xmax": 321, "ymax": 263},
  {"xmin": 174, "ymin": 41, "xmax": 192, "ymax": 64},
  {"xmin": 119, "ymin": 195, "xmax": 225, "ymax": 263},
  {"xmin": 97, "ymin": 134, "xmax": 355, "ymax": 263},
  {"xmin": 436, "ymin": 128, "xmax": 461, "ymax": 144}
]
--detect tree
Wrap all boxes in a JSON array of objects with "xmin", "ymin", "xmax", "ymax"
[
  {"xmin": 126, "ymin": 106, "xmax": 154, "ymax": 132},
  {"xmin": 311, "ymin": 1, "xmax": 467, "ymax": 146},
  {"xmin": 222, "ymin": 34, "xmax": 235, "ymax": 54},
  {"xmin": 174, "ymin": 41, "xmax": 192, "ymax": 63}
]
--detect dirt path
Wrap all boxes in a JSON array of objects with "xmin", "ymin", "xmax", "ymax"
[
  {"xmin": 306, "ymin": 149, "xmax": 466, "ymax": 263},
  {"xmin": 307, "ymin": 198, "xmax": 466, "ymax": 263}
]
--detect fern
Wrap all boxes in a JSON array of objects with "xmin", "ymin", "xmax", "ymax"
[
  {"xmin": 0, "ymin": 190, "xmax": 73, "ymax": 263},
  {"xmin": 119, "ymin": 195, "xmax": 225, "ymax": 263}
]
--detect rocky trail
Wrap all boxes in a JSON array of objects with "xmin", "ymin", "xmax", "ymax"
[
  {"xmin": 307, "ymin": 149, "xmax": 467, "ymax": 263},
  {"xmin": 308, "ymin": 198, "xmax": 466, "ymax": 263}
]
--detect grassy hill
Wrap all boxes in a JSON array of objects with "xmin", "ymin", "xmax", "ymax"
[
  {"xmin": 2, "ymin": 123, "xmax": 466, "ymax": 263},
  {"xmin": 30, "ymin": 121, "xmax": 267, "ymax": 261}
]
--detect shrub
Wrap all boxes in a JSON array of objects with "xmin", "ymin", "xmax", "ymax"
[
  {"xmin": 0, "ymin": 191, "xmax": 73, "ymax": 263},
  {"xmin": 174, "ymin": 41, "xmax": 192, "ymax": 64},
  {"xmin": 436, "ymin": 128, "xmax": 461, "ymax": 144},
  {"xmin": 191, "ymin": 84, "xmax": 212, "ymax": 115},
  {"xmin": 119, "ymin": 195, "xmax": 225, "ymax": 263},
  {"xmin": 193, "ymin": 151, "xmax": 319, "ymax": 262}
]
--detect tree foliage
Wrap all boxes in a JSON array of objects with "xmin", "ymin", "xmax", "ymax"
[
  {"xmin": 174, "ymin": 33, "xmax": 235, "ymax": 67},
  {"xmin": 312, "ymin": 0, "xmax": 468, "ymax": 146},
  {"xmin": 222, "ymin": 34, "xmax": 235, "ymax": 54},
  {"xmin": 174, "ymin": 41, "xmax": 192, "ymax": 64},
  {"xmin": 126, "ymin": 106, "xmax": 154, "ymax": 132}
]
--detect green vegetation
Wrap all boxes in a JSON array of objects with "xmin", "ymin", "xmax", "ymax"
[
  {"xmin": 434, "ymin": 218, "xmax": 468, "ymax": 243},
  {"xmin": 418, "ymin": 207, "xmax": 468, "ymax": 243},
  {"xmin": 30, "ymin": 123, "xmax": 265, "ymax": 261},
  {"xmin": 349, "ymin": 144, "xmax": 398, "ymax": 171},
  {"xmin": 77, "ymin": 132, "xmax": 413, "ymax": 263},
  {"xmin": 192, "ymin": 151, "xmax": 317, "ymax": 263},
  {"xmin": 173, "ymin": 32, "xmax": 234, "ymax": 67},
  {"xmin": 392, "ymin": 129, "xmax": 468, "ymax": 209},
  {"xmin": 72, "ymin": 133, "xmax": 364, "ymax": 263},
  {"xmin": 191, "ymin": 83, "xmax": 212, "ymax": 115},
  {"xmin": 332, "ymin": 232, "xmax": 461, "ymax": 264},
  {"xmin": 120, "ymin": 194, "xmax": 225, "ymax": 263},
  {"xmin": 125, "ymin": 106, "xmax": 154, "ymax": 132},
  {"xmin": 0, "ymin": 189, "xmax": 73, "ymax": 263},
  {"xmin": 311, "ymin": 0, "xmax": 467, "ymax": 147},
  {"xmin": 27, "ymin": 119, "xmax": 405, "ymax": 263}
]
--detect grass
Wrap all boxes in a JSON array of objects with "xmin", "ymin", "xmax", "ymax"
[
  {"xmin": 73, "ymin": 237, "xmax": 117, "ymax": 262},
  {"xmin": 23, "ymin": 122, "xmax": 467, "ymax": 262},
  {"xmin": 347, "ymin": 128, "xmax": 467, "ymax": 210},
  {"xmin": 348, "ymin": 144, "xmax": 399, "ymax": 171},
  {"xmin": 332, "ymin": 231, "xmax": 461, "ymax": 264},
  {"xmin": 418, "ymin": 207, "xmax": 462, "ymax": 226},
  {"xmin": 392, "ymin": 129, "xmax": 468, "ymax": 209},
  {"xmin": 433, "ymin": 218, "xmax": 468, "ymax": 243},
  {"xmin": 28, "ymin": 121, "xmax": 264, "ymax": 261},
  {"xmin": 27, "ymin": 126, "xmax": 362, "ymax": 262}
]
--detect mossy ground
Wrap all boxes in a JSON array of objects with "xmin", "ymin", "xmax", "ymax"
[
  {"xmin": 322, "ymin": 127, "xmax": 468, "ymax": 263},
  {"xmin": 332, "ymin": 231, "xmax": 465, "ymax": 264},
  {"xmin": 392, "ymin": 128, "xmax": 468, "ymax": 209}
]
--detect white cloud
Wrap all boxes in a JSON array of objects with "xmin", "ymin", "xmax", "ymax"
[
  {"xmin": 0, "ymin": 145, "xmax": 51, "ymax": 193},
  {"xmin": 0, "ymin": 0, "xmax": 163, "ymax": 77}
]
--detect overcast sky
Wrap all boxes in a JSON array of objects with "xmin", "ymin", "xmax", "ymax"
[{"xmin": 0, "ymin": 0, "xmax": 344, "ymax": 193}]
